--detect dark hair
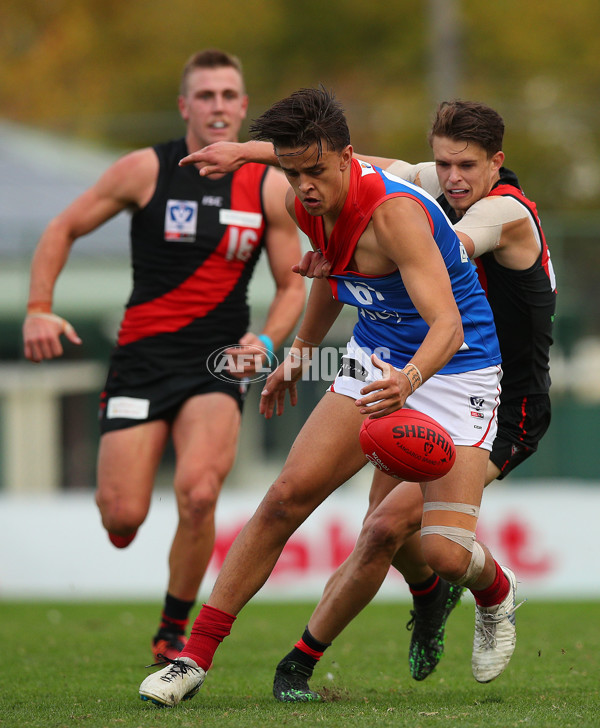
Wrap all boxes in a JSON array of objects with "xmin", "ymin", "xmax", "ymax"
[
  {"xmin": 180, "ymin": 49, "xmax": 244, "ymax": 96},
  {"xmin": 249, "ymin": 87, "xmax": 350, "ymax": 159},
  {"xmin": 428, "ymin": 100, "xmax": 505, "ymax": 156}
]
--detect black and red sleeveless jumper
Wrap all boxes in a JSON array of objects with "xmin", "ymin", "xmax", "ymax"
[
  {"xmin": 113, "ymin": 137, "xmax": 269, "ymax": 375},
  {"xmin": 439, "ymin": 168, "xmax": 556, "ymax": 402}
]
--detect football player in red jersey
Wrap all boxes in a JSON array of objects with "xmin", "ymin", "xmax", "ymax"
[
  {"xmin": 22, "ymin": 49, "xmax": 305, "ymax": 662},
  {"xmin": 174, "ymin": 100, "xmax": 552, "ymax": 696},
  {"xmin": 136, "ymin": 89, "xmax": 520, "ymax": 709}
]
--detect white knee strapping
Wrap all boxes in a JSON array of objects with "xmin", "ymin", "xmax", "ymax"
[
  {"xmin": 423, "ymin": 501, "xmax": 480, "ymax": 518},
  {"xmin": 420, "ymin": 501, "xmax": 485, "ymax": 587},
  {"xmin": 421, "ymin": 525, "xmax": 476, "ymax": 551},
  {"xmin": 420, "ymin": 527, "xmax": 486, "ymax": 586},
  {"xmin": 454, "ymin": 541, "xmax": 486, "ymax": 586}
]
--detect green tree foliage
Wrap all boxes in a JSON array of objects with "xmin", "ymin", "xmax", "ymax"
[{"xmin": 1, "ymin": 0, "xmax": 599, "ymax": 212}]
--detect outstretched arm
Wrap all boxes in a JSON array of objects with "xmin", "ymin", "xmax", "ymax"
[
  {"xmin": 179, "ymin": 140, "xmax": 279, "ymax": 176},
  {"xmin": 178, "ymin": 143, "xmax": 431, "ymax": 189}
]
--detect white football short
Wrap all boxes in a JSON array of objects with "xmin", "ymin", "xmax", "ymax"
[{"xmin": 330, "ymin": 337, "xmax": 501, "ymax": 450}]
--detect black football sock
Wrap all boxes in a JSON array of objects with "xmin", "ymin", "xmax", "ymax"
[
  {"xmin": 156, "ymin": 592, "xmax": 195, "ymax": 637},
  {"xmin": 408, "ymin": 573, "xmax": 441, "ymax": 608},
  {"xmin": 281, "ymin": 627, "xmax": 331, "ymax": 672}
]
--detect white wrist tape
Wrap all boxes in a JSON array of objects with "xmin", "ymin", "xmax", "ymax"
[{"xmin": 27, "ymin": 312, "xmax": 74, "ymax": 335}]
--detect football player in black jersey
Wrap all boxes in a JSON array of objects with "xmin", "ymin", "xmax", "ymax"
[{"xmin": 23, "ymin": 49, "xmax": 305, "ymax": 662}]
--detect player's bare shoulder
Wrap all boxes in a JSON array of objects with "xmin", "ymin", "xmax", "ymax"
[
  {"xmin": 263, "ymin": 165, "xmax": 289, "ymax": 200},
  {"xmin": 100, "ymin": 146, "xmax": 160, "ymax": 210},
  {"xmin": 263, "ymin": 168, "xmax": 297, "ymax": 224},
  {"xmin": 373, "ymin": 195, "xmax": 436, "ymax": 252},
  {"xmin": 353, "ymin": 200, "xmax": 418, "ymax": 275}
]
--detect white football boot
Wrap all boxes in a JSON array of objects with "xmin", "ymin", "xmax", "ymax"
[
  {"xmin": 472, "ymin": 567, "xmax": 521, "ymax": 683},
  {"xmin": 139, "ymin": 656, "xmax": 205, "ymax": 707}
]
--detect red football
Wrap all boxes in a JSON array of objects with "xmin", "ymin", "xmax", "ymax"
[{"xmin": 359, "ymin": 409, "xmax": 456, "ymax": 482}]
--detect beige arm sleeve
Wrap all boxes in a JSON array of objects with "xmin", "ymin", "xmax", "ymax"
[
  {"xmin": 385, "ymin": 160, "xmax": 442, "ymax": 198},
  {"xmin": 454, "ymin": 196, "xmax": 532, "ymax": 257}
]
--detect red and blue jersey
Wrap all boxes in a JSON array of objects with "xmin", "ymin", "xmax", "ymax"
[{"xmin": 295, "ymin": 159, "xmax": 500, "ymax": 373}]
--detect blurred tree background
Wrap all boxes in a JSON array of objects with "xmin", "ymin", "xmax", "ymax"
[
  {"xmin": 2, "ymin": 0, "xmax": 599, "ymax": 212},
  {"xmin": 1, "ymin": 0, "xmax": 600, "ymax": 485}
]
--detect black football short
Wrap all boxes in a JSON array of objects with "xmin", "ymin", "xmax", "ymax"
[
  {"xmin": 98, "ymin": 360, "xmax": 248, "ymax": 434},
  {"xmin": 490, "ymin": 394, "xmax": 551, "ymax": 480}
]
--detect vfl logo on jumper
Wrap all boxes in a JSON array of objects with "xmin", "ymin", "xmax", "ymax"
[
  {"xmin": 207, "ymin": 345, "xmax": 277, "ymax": 384},
  {"xmin": 358, "ymin": 160, "xmax": 376, "ymax": 177},
  {"xmin": 165, "ymin": 199, "xmax": 198, "ymax": 242},
  {"xmin": 469, "ymin": 395, "xmax": 485, "ymax": 419},
  {"xmin": 344, "ymin": 281, "xmax": 402, "ymax": 324},
  {"xmin": 393, "ymin": 424, "xmax": 455, "ymax": 463}
]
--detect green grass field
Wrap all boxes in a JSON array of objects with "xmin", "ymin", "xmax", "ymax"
[{"xmin": 1, "ymin": 598, "xmax": 598, "ymax": 728}]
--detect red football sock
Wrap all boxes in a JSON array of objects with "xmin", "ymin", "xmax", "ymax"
[
  {"xmin": 179, "ymin": 604, "xmax": 236, "ymax": 671},
  {"xmin": 108, "ymin": 530, "xmax": 137, "ymax": 549},
  {"xmin": 471, "ymin": 561, "xmax": 509, "ymax": 607}
]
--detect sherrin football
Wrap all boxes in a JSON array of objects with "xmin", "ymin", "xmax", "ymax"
[{"xmin": 359, "ymin": 409, "xmax": 456, "ymax": 482}]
